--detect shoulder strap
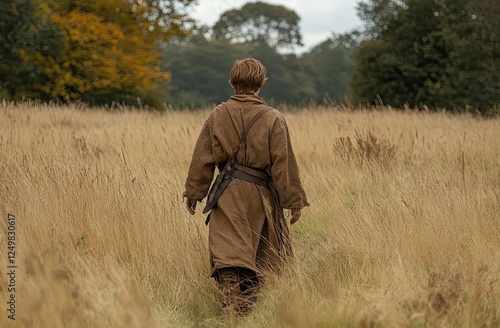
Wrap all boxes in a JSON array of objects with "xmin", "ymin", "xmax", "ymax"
[
  {"xmin": 242, "ymin": 107, "xmax": 271, "ymax": 143},
  {"xmin": 228, "ymin": 107, "xmax": 271, "ymax": 164}
]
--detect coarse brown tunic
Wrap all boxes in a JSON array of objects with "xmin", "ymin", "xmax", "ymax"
[{"xmin": 184, "ymin": 94, "xmax": 308, "ymax": 275}]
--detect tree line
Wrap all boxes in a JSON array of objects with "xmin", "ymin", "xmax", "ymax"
[
  {"xmin": 162, "ymin": 1, "xmax": 358, "ymax": 108},
  {"xmin": 1, "ymin": 0, "xmax": 498, "ymax": 114},
  {"xmin": 0, "ymin": 0, "xmax": 195, "ymax": 105},
  {"xmin": 353, "ymin": 0, "xmax": 499, "ymax": 114}
]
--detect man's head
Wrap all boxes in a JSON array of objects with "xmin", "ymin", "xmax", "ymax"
[{"xmin": 229, "ymin": 58, "xmax": 268, "ymax": 95}]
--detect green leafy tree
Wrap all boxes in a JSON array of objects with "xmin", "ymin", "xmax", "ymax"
[
  {"xmin": 251, "ymin": 45, "xmax": 317, "ymax": 104},
  {"xmin": 303, "ymin": 32, "xmax": 361, "ymax": 102},
  {"xmin": 162, "ymin": 38, "xmax": 317, "ymax": 107},
  {"xmin": 0, "ymin": 0, "xmax": 62, "ymax": 98},
  {"xmin": 162, "ymin": 7, "xmax": 316, "ymax": 108},
  {"xmin": 212, "ymin": 1, "xmax": 303, "ymax": 51},
  {"xmin": 162, "ymin": 37, "xmax": 247, "ymax": 107},
  {"xmin": 352, "ymin": 0, "xmax": 499, "ymax": 113},
  {"xmin": 1, "ymin": 0, "xmax": 196, "ymax": 105}
]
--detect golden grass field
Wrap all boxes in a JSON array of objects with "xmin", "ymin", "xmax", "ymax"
[{"xmin": 0, "ymin": 101, "xmax": 499, "ymax": 327}]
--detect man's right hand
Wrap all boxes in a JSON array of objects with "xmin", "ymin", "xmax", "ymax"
[
  {"xmin": 186, "ymin": 198, "xmax": 197, "ymax": 215},
  {"xmin": 290, "ymin": 208, "xmax": 301, "ymax": 225}
]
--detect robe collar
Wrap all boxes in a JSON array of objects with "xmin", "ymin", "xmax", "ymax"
[{"xmin": 229, "ymin": 94, "xmax": 268, "ymax": 106}]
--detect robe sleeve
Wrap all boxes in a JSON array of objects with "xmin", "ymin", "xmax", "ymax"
[
  {"xmin": 269, "ymin": 114, "xmax": 309, "ymax": 210},
  {"xmin": 184, "ymin": 115, "xmax": 216, "ymax": 200}
]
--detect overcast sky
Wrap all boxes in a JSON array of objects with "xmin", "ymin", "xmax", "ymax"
[{"xmin": 189, "ymin": 0, "xmax": 364, "ymax": 52}]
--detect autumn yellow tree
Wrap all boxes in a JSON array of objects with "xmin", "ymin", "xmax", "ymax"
[{"xmin": 20, "ymin": 0, "xmax": 195, "ymax": 104}]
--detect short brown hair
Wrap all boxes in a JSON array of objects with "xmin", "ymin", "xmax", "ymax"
[{"xmin": 229, "ymin": 58, "xmax": 267, "ymax": 94}]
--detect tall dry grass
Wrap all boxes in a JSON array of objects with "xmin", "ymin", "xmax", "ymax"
[{"xmin": 0, "ymin": 101, "xmax": 499, "ymax": 327}]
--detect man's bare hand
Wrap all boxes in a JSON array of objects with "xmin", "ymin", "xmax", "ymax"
[
  {"xmin": 186, "ymin": 198, "xmax": 197, "ymax": 215},
  {"xmin": 290, "ymin": 208, "xmax": 301, "ymax": 225}
]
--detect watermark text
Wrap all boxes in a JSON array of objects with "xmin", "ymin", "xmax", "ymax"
[{"xmin": 6, "ymin": 213, "xmax": 17, "ymax": 320}]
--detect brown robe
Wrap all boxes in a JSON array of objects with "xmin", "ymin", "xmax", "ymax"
[{"xmin": 184, "ymin": 94, "xmax": 308, "ymax": 275}]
